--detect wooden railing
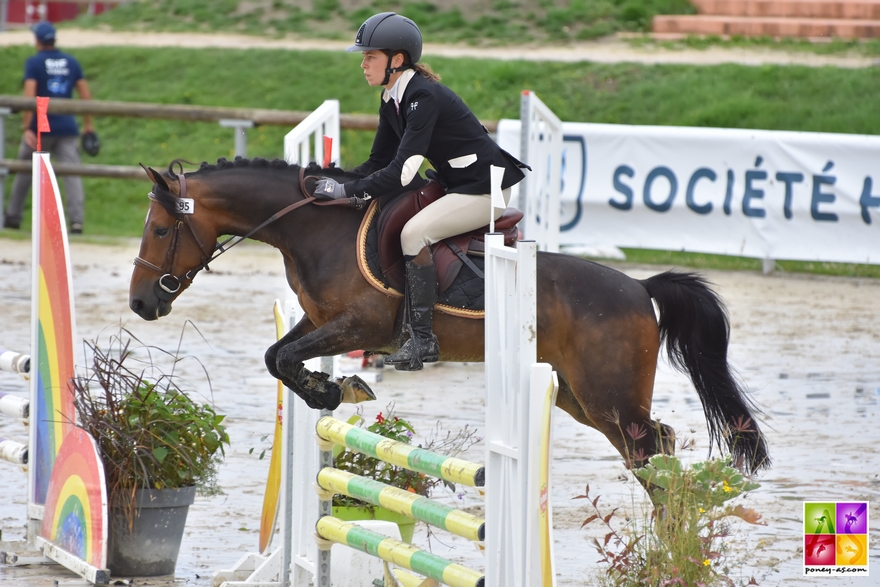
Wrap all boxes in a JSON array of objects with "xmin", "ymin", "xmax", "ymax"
[
  {"xmin": 0, "ymin": 95, "xmax": 500, "ymax": 180},
  {"xmin": 0, "ymin": 96, "xmax": 382, "ymax": 130}
]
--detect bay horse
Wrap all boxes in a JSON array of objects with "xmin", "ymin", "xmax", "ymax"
[{"xmin": 129, "ymin": 157, "xmax": 769, "ymax": 475}]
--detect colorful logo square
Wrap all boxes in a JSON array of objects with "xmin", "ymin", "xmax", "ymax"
[
  {"xmin": 804, "ymin": 502, "xmax": 836, "ymax": 534},
  {"xmin": 804, "ymin": 534, "xmax": 836, "ymax": 566},
  {"xmin": 836, "ymin": 534, "xmax": 867, "ymax": 566},
  {"xmin": 837, "ymin": 502, "xmax": 868, "ymax": 534}
]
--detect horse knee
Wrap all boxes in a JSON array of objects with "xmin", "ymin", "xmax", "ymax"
[{"xmin": 264, "ymin": 345, "xmax": 280, "ymax": 377}]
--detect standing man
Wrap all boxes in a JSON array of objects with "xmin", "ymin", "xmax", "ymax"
[{"xmin": 4, "ymin": 21, "xmax": 94, "ymax": 234}]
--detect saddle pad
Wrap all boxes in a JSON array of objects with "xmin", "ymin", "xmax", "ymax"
[{"xmin": 357, "ymin": 201, "xmax": 485, "ymax": 319}]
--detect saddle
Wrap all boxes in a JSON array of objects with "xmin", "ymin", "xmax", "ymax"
[{"xmin": 376, "ymin": 181, "xmax": 523, "ymax": 293}]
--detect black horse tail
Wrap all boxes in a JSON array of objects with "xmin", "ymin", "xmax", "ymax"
[{"xmin": 640, "ymin": 271, "xmax": 770, "ymax": 473}]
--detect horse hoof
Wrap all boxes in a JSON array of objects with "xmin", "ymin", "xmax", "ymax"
[
  {"xmin": 338, "ymin": 374, "xmax": 376, "ymax": 404},
  {"xmin": 393, "ymin": 362, "xmax": 422, "ymax": 372}
]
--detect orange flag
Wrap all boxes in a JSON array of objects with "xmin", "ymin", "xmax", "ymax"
[
  {"xmin": 36, "ymin": 96, "xmax": 50, "ymax": 151},
  {"xmin": 323, "ymin": 135, "xmax": 333, "ymax": 168}
]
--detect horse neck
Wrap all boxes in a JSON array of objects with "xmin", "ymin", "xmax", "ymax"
[{"xmin": 196, "ymin": 169, "xmax": 362, "ymax": 269}]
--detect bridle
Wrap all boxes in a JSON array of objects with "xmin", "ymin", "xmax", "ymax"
[{"xmin": 133, "ymin": 169, "xmax": 367, "ymax": 302}]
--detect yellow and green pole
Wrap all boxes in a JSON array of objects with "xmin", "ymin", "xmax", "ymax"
[
  {"xmin": 316, "ymin": 417, "xmax": 485, "ymax": 487},
  {"xmin": 317, "ymin": 467, "xmax": 485, "ymax": 542},
  {"xmin": 316, "ymin": 516, "xmax": 484, "ymax": 587}
]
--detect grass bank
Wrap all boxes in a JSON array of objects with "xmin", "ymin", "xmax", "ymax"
[
  {"xmin": 1, "ymin": 44, "xmax": 878, "ymax": 276},
  {"xmin": 73, "ymin": 0, "xmax": 695, "ymax": 43}
]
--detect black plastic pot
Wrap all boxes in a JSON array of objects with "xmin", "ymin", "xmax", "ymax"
[{"xmin": 107, "ymin": 486, "xmax": 196, "ymax": 577}]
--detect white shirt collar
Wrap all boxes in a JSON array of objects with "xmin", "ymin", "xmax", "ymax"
[{"xmin": 383, "ymin": 69, "xmax": 417, "ymax": 104}]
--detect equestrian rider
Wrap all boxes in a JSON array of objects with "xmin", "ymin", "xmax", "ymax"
[{"xmin": 315, "ymin": 12, "xmax": 528, "ymax": 371}]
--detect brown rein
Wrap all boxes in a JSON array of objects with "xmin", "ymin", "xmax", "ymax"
[{"xmin": 134, "ymin": 168, "xmax": 367, "ymax": 299}]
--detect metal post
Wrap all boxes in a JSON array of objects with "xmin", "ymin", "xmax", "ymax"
[
  {"xmin": 219, "ymin": 119, "xmax": 254, "ymax": 158},
  {"xmin": 0, "ymin": 107, "xmax": 10, "ymax": 227},
  {"xmin": 0, "ymin": 1, "xmax": 8, "ymax": 32},
  {"xmin": 315, "ymin": 355, "xmax": 334, "ymax": 587}
]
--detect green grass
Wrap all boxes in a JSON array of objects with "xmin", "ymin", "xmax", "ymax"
[
  {"xmin": 628, "ymin": 33, "xmax": 880, "ymax": 57},
  {"xmin": 611, "ymin": 249, "xmax": 880, "ymax": 278},
  {"xmin": 70, "ymin": 0, "xmax": 696, "ymax": 44},
  {"xmin": 2, "ymin": 43, "xmax": 879, "ymax": 277}
]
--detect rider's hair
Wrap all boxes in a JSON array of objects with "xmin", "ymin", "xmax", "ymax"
[
  {"xmin": 413, "ymin": 62, "xmax": 440, "ymax": 82},
  {"xmin": 395, "ymin": 50, "xmax": 440, "ymax": 82}
]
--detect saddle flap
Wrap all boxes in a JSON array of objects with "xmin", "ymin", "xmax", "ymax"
[
  {"xmin": 377, "ymin": 181, "xmax": 446, "ymax": 287},
  {"xmin": 375, "ymin": 182, "xmax": 523, "ymax": 292}
]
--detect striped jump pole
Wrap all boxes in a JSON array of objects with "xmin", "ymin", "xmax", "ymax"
[
  {"xmin": 0, "ymin": 391, "xmax": 29, "ymax": 420},
  {"xmin": 316, "ymin": 516, "xmax": 484, "ymax": 587},
  {"xmin": 317, "ymin": 467, "xmax": 485, "ymax": 542},
  {"xmin": 0, "ymin": 438, "xmax": 28, "ymax": 465},
  {"xmin": 315, "ymin": 416, "xmax": 485, "ymax": 488},
  {"xmin": 0, "ymin": 349, "xmax": 30, "ymax": 375}
]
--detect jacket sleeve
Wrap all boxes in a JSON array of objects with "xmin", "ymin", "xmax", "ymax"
[
  {"xmin": 344, "ymin": 89, "xmax": 438, "ymax": 200},
  {"xmin": 350, "ymin": 108, "xmax": 398, "ymax": 178}
]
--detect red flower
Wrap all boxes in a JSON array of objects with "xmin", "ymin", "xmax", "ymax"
[{"xmin": 376, "ymin": 412, "xmax": 385, "ymax": 423}]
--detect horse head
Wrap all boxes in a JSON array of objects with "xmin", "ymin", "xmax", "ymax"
[{"xmin": 129, "ymin": 163, "xmax": 220, "ymax": 320}]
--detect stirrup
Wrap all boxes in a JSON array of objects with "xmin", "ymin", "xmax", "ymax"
[{"xmin": 385, "ymin": 329, "xmax": 439, "ymax": 372}]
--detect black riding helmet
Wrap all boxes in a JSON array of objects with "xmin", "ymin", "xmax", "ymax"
[{"xmin": 347, "ymin": 12, "xmax": 422, "ymax": 85}]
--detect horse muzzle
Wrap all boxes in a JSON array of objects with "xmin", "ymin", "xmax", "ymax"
[
  {"xmin": 128, "ymin": 274, "xmax": 182, "ymax": 320},
  {"xmin": 129, "ymin": 288, "xmax": 174, "ymax": 321}
]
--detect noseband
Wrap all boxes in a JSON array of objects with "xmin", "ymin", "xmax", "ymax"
[
  {"xmin": 134, "ymin": 173, "xmax": 225, "ymax": 300},
  {"xmin": 133, "ymin": 168, "xmax": 366, "ymax": 302}
]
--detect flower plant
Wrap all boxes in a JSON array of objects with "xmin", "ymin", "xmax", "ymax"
[
  {"xmin": 72, "ymin": 328, "xmax": 229, "ymax": 522},
  {"xmin": 581, "ymin": 452, "xmax": 765, "ymax": 587},
  {"xmin": 332, "ymin": 403, "xmax": 479, "ymax": 511}
]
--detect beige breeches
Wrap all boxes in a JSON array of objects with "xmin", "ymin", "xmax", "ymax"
[{"xmin": 400, "ymin": 189, "xmax": 511, "ymax": 256}]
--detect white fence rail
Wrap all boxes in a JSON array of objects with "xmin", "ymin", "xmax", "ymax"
[
  {"xmin": 283, "ymin": 100, "xmax": 341, "ymax": 167},
  {"xmin": 519, "ymin": 92, "xmax": 562, "ymax": 253}
]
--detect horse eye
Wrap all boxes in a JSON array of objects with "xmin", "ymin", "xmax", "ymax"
[{"xmin": 155, "ymin": 226, "xmax": 169, "ymax": 237}]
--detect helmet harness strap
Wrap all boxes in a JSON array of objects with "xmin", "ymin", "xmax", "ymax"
[{"xmin": 382, "ymin": 50, "xmax": 411, "ymax": 86}]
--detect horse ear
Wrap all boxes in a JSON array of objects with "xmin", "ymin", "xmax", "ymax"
[
  {"xmin": 139, "ymin": 163, "xmax": 180, "ymax": 194},
  {"xmin": 140, "ymin": 163, "xmax": 170, "ymax": 191}
]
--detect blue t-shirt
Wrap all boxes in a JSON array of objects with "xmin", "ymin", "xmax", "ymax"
[{"xmin": 24, "ymin": 49, "xmax": 84, "ymax": 136}]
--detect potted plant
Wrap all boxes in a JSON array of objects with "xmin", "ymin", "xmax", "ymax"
[
  {"xmin": 332, "ymin": 403, "xmax": 478, "ymax": 543},
  {"xmin": 72, "ymin": 329, "xmax": 229, "ymax": 577}
]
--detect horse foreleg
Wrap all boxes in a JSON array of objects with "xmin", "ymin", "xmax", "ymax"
[
  {"xmin": 272, "ymin": 317, "xmax": 380, "ymax": 411},
  {"xmin": 265, "ymin": 315, "xmax": 326, "ymax": 409}
]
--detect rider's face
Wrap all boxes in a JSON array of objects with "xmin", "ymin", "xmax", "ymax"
[{"xmin": 361, "ymin": 50, "xmax": 387, "ymax": 87}]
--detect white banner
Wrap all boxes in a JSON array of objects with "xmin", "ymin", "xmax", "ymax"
[{"xmin": 497, "ymin": 121, "xmax": 880, "ymax": 265}]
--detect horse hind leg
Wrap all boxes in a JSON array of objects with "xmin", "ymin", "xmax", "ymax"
[{"xmin": 556, "ymin": 374, "xmax": 672, "ymax": 470}]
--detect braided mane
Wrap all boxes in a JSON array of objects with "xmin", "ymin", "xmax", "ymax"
[{"xmin": 165, "ymin": 157, "xmax": 354, "ymax": 180}]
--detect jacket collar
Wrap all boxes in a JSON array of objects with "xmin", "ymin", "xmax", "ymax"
[{"xmin": 382, "ymin": 69, "xmax": 417, "ymax": 104}]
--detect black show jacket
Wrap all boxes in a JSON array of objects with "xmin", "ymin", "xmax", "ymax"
[{"xmin": 346, "ymin": 71, "xmax": 526, "ymax": 201}]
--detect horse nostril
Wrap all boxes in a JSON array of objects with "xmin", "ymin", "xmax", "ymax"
[{"xmin": 130, "ymin": 299, "xmax": 143, "ymax": 313}]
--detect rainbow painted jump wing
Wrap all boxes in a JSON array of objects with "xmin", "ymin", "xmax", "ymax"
[
  {"xmin": 30, "ymin": 153, "xmax": 77, "ymax": 505},
  {"xmin": 40, "ymin": 426, "xmax": 108, "ymax": 569}
]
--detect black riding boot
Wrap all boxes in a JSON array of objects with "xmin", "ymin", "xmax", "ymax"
[{"xmin": 386, "ymin": 256, "xmax": 440, "ymax": 371}]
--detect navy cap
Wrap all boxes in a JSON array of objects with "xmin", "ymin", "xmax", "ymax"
[{"xmin": 31, "ymin": 22, "xmax": 56, "ymax": 43}]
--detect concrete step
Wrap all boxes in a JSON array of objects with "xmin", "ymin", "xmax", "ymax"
[
  {"xmin": 653, "ymin": 15, "xmax": 880, "ymax": 37},
  {"xmin": 691, "ymin": 0, "xmax": 880, "ymax": 19}
]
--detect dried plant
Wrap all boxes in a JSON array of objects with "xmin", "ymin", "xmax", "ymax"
[{"xmin": 71, "ymin": 327, "xmax": 229, "ymax": 524}]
